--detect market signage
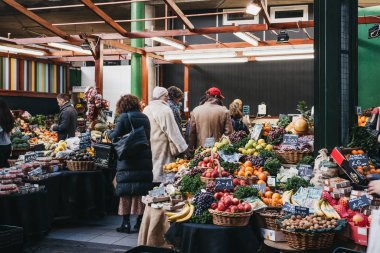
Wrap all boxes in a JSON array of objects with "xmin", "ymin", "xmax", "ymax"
[
  {"xmin": 283, "ymin": 134, "xmax": 298, "ymax": 146},
  {"xmin": 294, "ymin": 206, "xmax": 310, "ymax": 216},
  {"xmin": 24, "ymin": 152, "xmax": 37, "ymax": 163},
  {"xmin": 204, "ymin": 137, "xmax": 215, "ymax": 148},
  {"xmin": 348, "ymin": 154, "xmax": 369, "ymax": 168},
  {"xmin": 251, "ymin": 124, "xmax": 263, "ymax": 141},
  {"xmin": 349, "ymin": 196, "xmax": 370, "ymax": 210},
  {"xmin": 215, "ymin": 178, "xmax": 234, "ymax": 191},
  {"xmin": 79, "ymin": 132, "xmax": 92, "ymax": 149},
  {"xmin": 252, "ymin": 184, "xmax": 266, "ymax": 194},
  {"xmin": 298, "ymin": 164, "xmax": 313, "ymax": 177},
  {"xmin": 282, "ymin": 203, "xmax": 295, "ymax": 213}
]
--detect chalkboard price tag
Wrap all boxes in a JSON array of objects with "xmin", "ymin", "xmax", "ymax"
[
  {"xmin": 150, "ymin": 187, "xmax": 165, "ymax": 197},
  {"xmin": 298, "ymin": 164, "xmax": 313, "ymax": 177},
  {"xmin": 251, "ymin": 124, "xmax": 263, "ymax": 141},
  {"xmin": 204, "ymin": 137, "xmax": 216, "ymax": 148},
  {"xmin": 283, "ymin": 134, "xmax": 298, "ymax": 146},
  {"xmin": 24, "ymin": 152, "xmax": 37, "ymax": 163},
  {"xmin": 79, "ymin": 132, "xmax": 92, "ymax": 149},
  {"xmin": 252, "ymin": 184, "xmax": 266, "ymax": 194},
  {"xmin": 215, "ymin": 178, "xmax": 234, "ymax": 191},
  {"xmin": 348, "ymin": 154, "xmax": 369, "ymax": 168},
  {"xmin": 295, "ymin": 206, "xmax": 310, "ymax": 216},
  {"xmin": 33, "ymin": 144, "xmax": 45, "ymax": 152},
  {"xmin": 349, "ymin": 195, "xmax": 370, "ymax": 210},
  {"xmin": 282, "ymin": 203, "xmax": 295, "ymax": 213}
]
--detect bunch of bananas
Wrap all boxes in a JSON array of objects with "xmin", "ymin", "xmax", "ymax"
[
  {"xmin": 54, "ymin": 140, "xmax": 67, "ymax": 153},
  {"xmin": 165, "ymin": 203, "xmax": 194, "ymax": 223},
  {"xmin": 282, "ymin": 190, "xmax": 295, "ymax": 205},
  {"xmin": 314, "ymin": 200, "xmax": 341, "ymax": 219}
]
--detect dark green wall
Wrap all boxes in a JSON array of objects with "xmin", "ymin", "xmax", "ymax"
[
  {"xmin": 70, "ymin": 68, "xmax": 81, "ymax": 88},
  {"xmin": 359, "ymin": 6, "xmax": 380, "ymax": 108}
]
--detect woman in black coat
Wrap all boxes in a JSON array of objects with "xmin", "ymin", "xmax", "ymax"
[{"xmin": 108, "ymin": 95, "xmax": 153, "ymax": 233}]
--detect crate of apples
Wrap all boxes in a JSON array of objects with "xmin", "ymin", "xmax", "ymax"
[{"xmin": 211, "ymin": 192, "xmax": 252, "ymax": 213}]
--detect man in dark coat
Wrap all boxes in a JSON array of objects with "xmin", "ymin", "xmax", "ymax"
[{"xmin": 52, "ymin": 94, "xmax": 78, "ymax": 141}]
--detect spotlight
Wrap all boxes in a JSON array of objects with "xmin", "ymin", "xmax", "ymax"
[
  {"xmin": 368, "ymin": 24, "xmax": 380, "ymax": 39},
  {"xmin": 277, "ymin": 31, "xmax": 289, "ymax": 43}
]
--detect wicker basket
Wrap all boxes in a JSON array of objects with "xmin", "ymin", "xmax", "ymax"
[
  {"xmin": 259, "ymin": 207, "xmax": 282, "ymax": 230},
  {"xmin": 209, "ymin": 209, "xmax": 253, "ymax": 227},
  {"xmin": 235, "ymin": 176, "xmax": 258, "ymax": 185},
  {"xmin": 282, "ymin": 230, "xmax": 335, "ymax": 250},
  {"xmin": 0, "ymin": 225, "xmax": 23, "ymax": 252},
  {"xmin": 66, "ymin": 161, "xmax": 95, "ymax": 171},
  {"xmin": 200, "ymin": 176, "xmax": 216, "ymax": 184},
  {"xmin": 275, "ymin": 150, "xmax": 312, "ymax": 164}
]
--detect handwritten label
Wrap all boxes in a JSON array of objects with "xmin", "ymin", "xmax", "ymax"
[
  {"xmin": 218, "ymin": 151, "xmax": 242, "ymax": 163},
  {"xmin": 79, "ymin": 132, "xmax": 92, "ymax": 149},
  {"xmin": 349, "ymin": 195, "xmax": 370, "ymax": 210},
  {"xmin": 24, "ymin": 152, "xmax": 37, "ymax": 163},
  {"xmin": 282, "ymin": 203, "xmax": 295, "ymax": 213},
  {"xmin": 149, "ymin": 187, "xmax": 165, "ymax": 197},
  {"xmin": 215, "ymin": 178, "xmax": 234, "ymax": 191},
  {"xmin": 267, "ymin": 176, "xmax": 276, "ymax": 187},
  {"xmin": 251, "ymin": 124, "xmax": 263, "ymax": 141},
  {"xmin": 295, "ymin": 206, "xmax": 310, "ymax": 216},
  {"xmin": 204, "ymin": 137, "xmax": 216, "ymax": 148},
  {"xmin": 348, "ymin": 154, "xmax": 369, "ymax": 168},
  {"xmin": 164, "ymin": 173, "xmax": 176, "ymax": 183},
  {"xmin": 283, "ymin": 134, "xmax": 298, "ymax": 146},
  {"xmin": 298, "ymin": 164, "xmax": 313, "ymax": 177},
  {"xmin": 252, "ymin": 184, "xmax": 266, "ymax": 194},
  {"xmin": 28, "ymin": 167, "xmax": 43, "ymax": 177}
]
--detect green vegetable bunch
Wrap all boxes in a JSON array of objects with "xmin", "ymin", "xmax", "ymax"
[
  {"xmin": 285, "ymin": 176, "xmax": 309, "ymax": 192},
  {"xmin": 220, "ymin": 144, "xmax": 237, "ymax": 155},
  {"xmin": 189, "ymin": 210, "xmax": 213, "ymax": 224},
  {"xmin": 298, "ymin": 156, "xmax": 314, "ymax": 166},
  {"xmin": 348, "ymin": 126, "xmax": 378, "ymax": 157},
  {"xmin": 180, "ymin": 174, "xmax": 203, "ymax": 197},
  {"xmin": 277, "ymin": 115, "xmax": 291, "ymax": 128},
  {"xmin": 232, "ymin": 136, "xmax": 250, "ymax": 150},
  {"xmin": 259, "ymin": 149, "xmax": 280, "ymax": 160},
  {"xmin": 220, "ymin": 161, "xmax": 240, "ymax": 174},
  {"xmin": 234, "ymin": 185, "xmax": 260, "ymax": 200},
  {"xmin": 263, "ymin": 158, "xmax": 282, "ymax": 177}
]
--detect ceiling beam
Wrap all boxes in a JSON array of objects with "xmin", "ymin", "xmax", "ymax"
[
  {"xmin": 80, "ymin": 0, "xmax": 129, "ymax": 37},
  {"xmin": 2, "ymin": 0, "xmax": 83, "ymax": 45},
  {"xmin": 52, "ymin": 55, "xmax": 130, "ymax": 62},
  {"xmin": 162, "ymin": 0, "xmax": 195, "ymax": 30},
  {"xmin": 47, "ymin": 48, "xmax": 131, "ymax": 57},
  {"xmin": 258, "ymin": 0, "xmax": 271, "ymax": 25},
  {"xmin": 106, "ymin": 40, "xmax": 145, "ymax": 55}
]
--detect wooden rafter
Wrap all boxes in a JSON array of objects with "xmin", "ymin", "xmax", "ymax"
[
  {"xmin": 2, "ymin": 0, "xmax": 83, "ymax": 45},
  {"xmin": 163, "ymin": 0, "xmax": 195, "ymax": 30},
  {"xmin": 52, "ymin": 55, "xmax": 129, "ymax": 62},
  {"xmin": 106, "ymin": 40, "xmax": 145, "ymax": 55},
  {"xmin": 257, "ymin": 0, "xmax": 271, "ymax": 25},
  {"xmin": 80, "ymin": 0, "xmax": 129, "ymax": 37}
]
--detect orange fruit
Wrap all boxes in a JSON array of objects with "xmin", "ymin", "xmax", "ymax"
[
  {"xmin": 357, "ymin": 168, "xmax": 364, "ymax": 175},
  {"xmin": 245, "ymin": 171, "xmax": 253, "ymax": 177},
  {"xmin": 262, "ymin": 198, "xmax": 269, "ymax": 205},
  {"xmin": 351, "ymin": 150, "xmax": 358, "ymax": 155},
  {"xmin": 253, "ymin": 170, "xmax": 259, "ymax": 176},
  {"xmin": 259, "ymin": 191, "xmax": 263, "ymax": 197},
  {"xmin": 357, "ymin": 166, "xmax": 363, "ymax": 171},
  {"xmin": 376, "ymin": 169, "xmax": 380, "ymax": 174},
  {"xmin": 244, "ymin": 161, "xmax": 252, "ymax": 167},
  {"xmin": 264, "ymin": 126, "xmax": 271, "ymax": 132},
  {"xmin": 258, "ymin": 173, "xmax": 267, "ymax": 181},
  {"xmin": 272, "ymin": 193, "xmax": 281, "ymax": 200},
  {"xmin": 257, "ymin": 180, "xmax": 266, "ymax": 185},
  {"xmin": 245, "ymin": 167, "xmax": 254, "ymax": 173},
  {"xmin": 263, "ymin": 171, "xmax": 270, "ymax": 177},
  {"xmin": 238, "ymin": 171, "xmax": 245, "ymax": 177},
  {"xmin": 258, "ymin": 167, "xmax": 264, "ymax": 172},
  {"xmin": 233, "ymin": 171, "xmax": 238, "ymax": 176},
  {"xmin": 262, "ymin": 132, "xmax": 268, "ymax": 137},
  {"xmin": 264, "ymin": 191, "xmax": 273, "ymax": 198},
  {"xmin": 358, "ymin": 150, "xmax": 365, "ymax": 154},
  {"xmin": 370, "ymin": 169, "xmax": 376, "ymax": 174},
  {"xmin": 266, "ymin": 186, "xmax": 271, "ymax": 192}
]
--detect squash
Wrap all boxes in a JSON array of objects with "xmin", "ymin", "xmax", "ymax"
[
  {"xmin": 294, "ymin": 117, "xmax": 309, "ymax": 133},
  {"xmin": 285, "ymin": 122, "xmax": 295, "ymax": 132}
]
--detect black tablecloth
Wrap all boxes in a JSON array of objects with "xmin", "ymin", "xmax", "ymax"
[
  {"xmin": 0, "ymin": 191, "xmax": 48, "ymax": 238},
  {"xmin": 165, "ymin": 220, "xmax": 262, "ymax": 253}
]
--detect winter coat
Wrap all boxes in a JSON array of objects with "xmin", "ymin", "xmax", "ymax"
[
  {"xmin": 53, "ymin": 103, "xmax": 78, "ymax": 141},
  {"xmin": 189, "ymin": 98, "xmax": 233, "ymax": 149},
  {"xmin": 108, "ymin": 111, "xmax": 154, "ymax": 196},
  {"xmin": 231, "ymin": 117, "xmax": 250, "ymax": 134},
  {"xmin": 143, "ymin": 100, "xmax": 188, "ymax": 182}
]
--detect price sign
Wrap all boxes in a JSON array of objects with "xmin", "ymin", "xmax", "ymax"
[
  {"xmin": 252, "ymin": 184, "xmax": 266, "ymax": 194},
  {"xmin": 33, "ymin": 144, "xmax": 45, "ymax": 152},
  {"xmin": 283, "ymin": 134, "xmax": 298, "ymax": 146},
  {"xmin": 164, "ymin": 173, "xmax": 176, "ymax": 183},
  {"xmin": 349, "ymin": 195, "xmax": 370, "ymax": 210},
  {"xmin": 298, "ymin": 164, "xmax": 313, "ymax": 177},
  {"xmin": 28, "ymin": 167, "xmax": 43, "ymax": 177},
  {"xmin": 295, "ymin": 206, "xmax": 310, "ymax": 216},
  {"xmin": 79, "ymin": 132, "xmax": 92, "ymax": 149},
  {"xmin": 105, "ymin": 110, "xmax": 113, "ymax": 117},
  {"xmin": 251, "ymin": 124, "xmax": 263, "ymax": 141},
  {"xmin": 282, "ymin": 203, "xmax": 295, "ymax": 213},
  {"xmin": 243, "ymin": 105, "xmax": 250, "ymax": 116},
  {"xmin": 24, "ymin": 152, "xmax": 37, "ymax": 163},
  {"xmin": 348, "ymin": 154, "xmax": 369, "ymax": 168},
  {"xmin": 267, "ymin": 176, "xmax": 276, "ymax": 187},
  {"xmin": 204, "ymin": 137, "xmax": 215, "ymax": 148},
  {"xmin": 149, "ymin": 187, "xmax": 165, "ymax": 197},
  {"xmin": 215, "ymin": 178, "xmax": 234, "ymax": 191}
]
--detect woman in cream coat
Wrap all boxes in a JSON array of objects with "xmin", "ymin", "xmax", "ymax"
[{"xmin": 143, "ymin": 87, "xmax": 188, "ymax": 182}]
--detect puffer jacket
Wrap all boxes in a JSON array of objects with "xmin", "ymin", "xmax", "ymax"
[
  {"xmin": 108, "ymin": 110, "xmax": 154, "ymax": 196},
  {"xmin": 54, "ymin": 102, "xmax": 78, "ymax": 141}
]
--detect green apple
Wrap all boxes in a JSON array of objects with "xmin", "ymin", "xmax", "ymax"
[
  {"xmin": 256, "ymin": 145, "xmax": 263, "ymax": 151},
  {"xmin": 238, "ymin": 148, "xmax": 244, "ymax": 152},
  {"xmin": 216, "ymin": 143, "xmax": 224, "ymax": 149},
  {"xmin": 266, "ymin": 144, "xmax": 273, "ymax": 151},
  {"xmin": 247, "ymin": 149, "xmax": 254, "ymax": 155},
  {"xmin": 258, "ymin": 139, "xmax": 265, "ymax": 144},
  {"xmin": 212, "ymin": 147, "xmax": 218, "ymax": 153},
  {"xmin": 254, "ymin": 152, "xmax": 259, "ymax": 156},
  {"xmin": 222, "ymin": 139, "xmax": 229, "ymax": 145},
  {"xmin": 248, "ymin": 139, "xmax": 255, "ymax": 145},
  {"xmin": 261, "ymin": 143, "xmax": 267, "ymax": 148},
  {"xmin": 242, "ymin": 149, "xmax": 248, "ymax": 155}
]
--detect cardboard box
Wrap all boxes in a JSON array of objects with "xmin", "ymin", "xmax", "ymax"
[
  {"xmin": 333, "ymin": 186, "xmax": 352, "ymax": 195},
  {"xmin": 331, "ymin": 147, "xmax": 366, "ymax": 185},
  {"xmin": 349, "ymin": 222, "xmax": 369, "ymax": 246},
  {"xmin": 261, "ymin": 228, "xmax": 285, "ymax": 242}
]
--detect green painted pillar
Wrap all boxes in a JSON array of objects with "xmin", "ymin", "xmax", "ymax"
[
  {"xmin": 131, "ymin": 2, "xmax": 144, "ymax": 99},
  {"xmin": 314, "ymin": 0, "xmax": 358, "ymax": 152}
]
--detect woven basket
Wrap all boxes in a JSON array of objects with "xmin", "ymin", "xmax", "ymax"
[
  {"xmin": 259, "ymin": 207, "xmax": 282, "ymax": 230},
  {"xmin": 235, "ymin": 176, "xmax": 258, "ymax": 185},
  {"xmin": 66, "ymin": 161, "xmax": 95, "ymax": 171},
  {"xmin": 209, "ymin": 209, "xmax": 253, "ymax": 227},
  {"xmin": 275, "ymin": 150, "xmax": 312, "ymax": 164},
  {"xmin": 200, "ymin": 176, "xmax": 216, "ymax": 184},
  {"xmin": 282, "ymin": 230, "xmax": 335, "ymax": 250}
]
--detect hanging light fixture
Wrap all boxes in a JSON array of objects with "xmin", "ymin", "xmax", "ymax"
[
  {"xmin": 151, "ymin": 37, "xmax": 185, "ymax": 50},
  {"xmin": 48, "ymin": 43, "xmax": 92, "ymax": 55},
  {"xmin": 233, "ymin": 32, "xmax": 259, "ymax": 46},
  {"xmin": 255, "ymin": 54, "xmax": 314, "ymax": 61},
  {"xmin": 182, "ymin": 58, "xmax": 248, "ymax": 64},
  {"xmin": 0, "ymin": 45, "xmax": 45, "ymax": 56},
  {"xmin": 164, "ymin": 52, "xmax": 237, "ymax": 61},
  {"xmin": 246, "ymin": 1, "xmax": 261, "ymax": 16}
]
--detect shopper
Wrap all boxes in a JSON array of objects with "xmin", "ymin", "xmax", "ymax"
[
  {"xmin": 167, "ymin": 86, "xmax": 184, "ymax": 133},
  {"xmin": 52, "ymin": 94, "xmax": 78, "ymax": 141},
  {"xmin": 229, "ymin": 102, "xmax": 249, "ymax": 134},
  {"xmin": 143, "ymin": 87, "xmax": 188, "ymax": 182},
  {"xmin": 369, "ymin": 180, "xmax": 380, "ymax": 196},
  {"xmin": 0, "ymin": 99, "xmax": 14, "ymax": 168},
  {"xmin": 107, "ymin": 95, "xmax": 153, "ymax": 234},
  {"xmin": 189, "ymin": 87, "xmax": 233, "ymax": 149},
  {"xmin": 232, "ymin": 98, "xmax": 250, "ymax": 128}
]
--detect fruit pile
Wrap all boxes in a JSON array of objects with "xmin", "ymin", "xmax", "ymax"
[
  {"xmin": 166, "ymin": 202, "xmax": 195, "ymax": 223},
  {"xmin": 345, "ymin": 149, "xmax": 380, "ymax": 177},
  {"xmin": 261, "ymin": 191, "xmax": 282, "ymax": 207},
  {"xmin": 193, "ymin": 191, "xmax": 216, "ymax": 216},
  {"xmin": 163, "ymin": 159, "xmax": 189, "ymax": 173},
  {"xmin": 235, "ymin": 161, "xmax": 268, "ymax": 182},
  {"xmin": 67, "ymin": 150, "xmax": 94, "ymax": 162},
  {"xmin": 238, "ymin": 139, "xmax": 273, "ymax": 156},
  {"xmin": 261, "ymin": 122, "xmax": 271, "ymax": 137},
  {"xmin": 197, "ymin": 153, "xmax": 219, "ymax": 168},
  {"xmin": 211, "ymin": 192, "xmax": 252, "ymax": 213},
  {"xmin": 280, "ymin": 215, "xmax": 340, "ymax": 231},
  {"xmin": 11, "ymin": 131, "xmax": 30, "ymax": 150}
]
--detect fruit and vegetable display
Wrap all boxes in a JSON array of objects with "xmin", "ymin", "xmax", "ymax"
[
  {"xmin": 67, "ymin": 149, "xmax": 95, "ymax": 162},
  {"xmin": 11, "ymin": 131, "xmax": 30, "ymax": 150},
  {"xmin": 163, "ymin": 159, "xmax": 189, "ymax": 173},
  {"xmin": 279, "ymin": 214, "xmax": 343, "ymax": 231}
]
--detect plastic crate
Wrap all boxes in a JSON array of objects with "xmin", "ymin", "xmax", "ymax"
[
  {"xmin": 126, "ymin": 246, "xmax": 176, "ymax": 253},
  {"xmin": 93, "ymin": 143, "xmax": 117, "ymax": 169},
  {"xmin": 0, "ymin": 225, "xmax": 23, "ymax": 253}
]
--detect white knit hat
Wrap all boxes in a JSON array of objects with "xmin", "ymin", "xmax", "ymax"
[{"xmin": 152, "ymin": 87, "xmax": 168, "ymax": 100}]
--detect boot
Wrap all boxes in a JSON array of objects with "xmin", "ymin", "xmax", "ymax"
[
  {"xmin": 116, "ymin": 215, "xmax": 131, "ymax": 233},
  {"xmin": 134, "ymin": 215, "xmax": 143, "ymax": 231}
]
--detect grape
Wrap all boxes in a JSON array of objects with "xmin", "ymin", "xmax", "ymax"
[
  {"xmin": 194, "ymin": 192, "xmax": 216, "ymax": 216},
  {"xmin": 228, "ymin": 131, "xmax": 248, "ymax": 144},
  {"xmin": 205, "ymin": 181, "xmax": 216, "ymax": 193},
  {"xmin": 189, "ymin": 167, "xmax": 204, "ymax": 177},
  {"xmin": 251, "ymin": 155, "xmax": 265, "ymax": 167},
  {"xmin": 268, "ymin": 127, "xmax": 286, "ymax": 145}
]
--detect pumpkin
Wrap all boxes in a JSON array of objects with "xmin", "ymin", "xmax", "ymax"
[
  {"xmin": 294, "ymin": 117, "xmax": 308, "ymax": 132},
  {"xmin": 285, "ymin": 122, "xmax": 295, "ymax": 132}
]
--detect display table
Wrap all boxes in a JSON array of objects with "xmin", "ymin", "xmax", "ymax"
[
  {"xmin": 165, "ymin": 222, "xmax": 261, "ymax": 253},
  {"xmin": 0, "ymin": 191, "xmax": 48, "ymax": 238},
  {"xmin": 138, "ymin": 206, "xmax": 172, "ymax": 249},
  {"xmin": 264, "ymin": 240, "xmax": 302, "ymax": 253}
]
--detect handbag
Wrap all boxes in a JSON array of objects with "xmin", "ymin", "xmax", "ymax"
[{"xmin": 112, "ymin": 113, "xmax": 149, "ymax": 160}]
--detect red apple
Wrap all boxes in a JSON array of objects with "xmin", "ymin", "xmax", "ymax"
[
  {"xmin": 243, "ymin": 203, "xmax": 252, "ymax": 212},
  {"xmin": 215, "ymin": 192, "xmax": 223, "ymax": 199},
  {"xmin": 221, "ymin": 171, "xmax": 229, "ymax": 177},
  {"xmin": 232, "ymin": 198, "xmax": 240, "ymax": 205},
  {"xmin": 233, "ymin": 178, "xmax": 240, "ymax": 186},
  {"xmin": 202, "ymin": 172, "xmax": 206, "ymax": 177},
  {"xmin": 214, "ymin": 166, "xmax": 219, "ymax": 171},
  {"xmin": 225, "ymin": 208, "xmax": 231, "ymax": 213},
  {"xmin": 210, "ymin": 203, "xmax": 218, "ymax": 210},
  {"xmin": 223, "ymin": 193, "xmax": 230, "ymax": 197},
  {"xmin": 211, "ymin": 171, "xmax": 219, "ymax": 178},
  {"xmin": 205, "ymin": 172, "xmax": 211, "ymax": 178},
  {"xmin": 217, "ymin": 202, "xmax": 226, "ymax": 211},
  {"xmin": 230, "ymin": 206, "xmax": 238, "ymax": 213},
  {"xmin": 198, "ymin": 162, "xmax": 203, "ymax": 167},
  {"xmin": 353, "ymin": 213, "xmax": 368, "ymax": 227},
  {"xmin": 203, "ymin": 157, "xmax": 210, "ymax": 163},
  {"xmin": 224, "ymin": 197, "xmax": 233, "ymax": 207},
  {"xmin": 237, "ymin": 204, "xmax": 245, "ymax": 212},
  {"xmin": 240, "ymin": 180, "xmax": 247, "ymax": 186}
]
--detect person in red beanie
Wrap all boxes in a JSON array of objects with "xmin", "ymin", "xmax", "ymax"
[{"xmin": 189, "ymin": 87, "xmax": 233, "ymax": 149}]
